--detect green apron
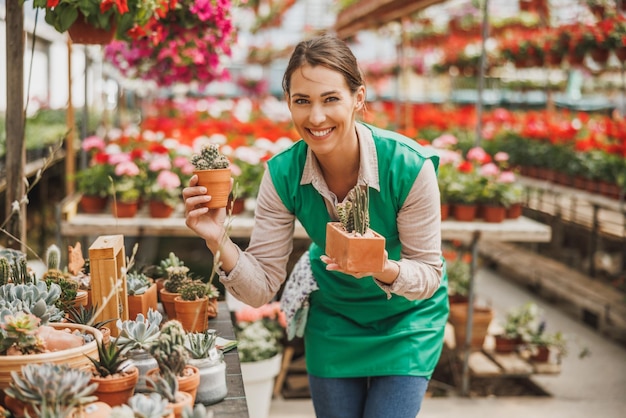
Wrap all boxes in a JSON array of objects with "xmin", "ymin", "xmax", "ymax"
[{"xmin": 268, "ymin": 123, "xmax": 449, "ymax": 378}]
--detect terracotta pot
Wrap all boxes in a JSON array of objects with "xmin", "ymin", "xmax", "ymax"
[
  {"xmin": 207, "ymin": 297, "xmax": 219, "ymax": 319},
  {"xmin": 79, "ymin": 195, "xmax": 108, "ymax": 214},
  {"xmin": 545, "ymin": 51, "xmax": 563, "ymax": 67},
  {"xmin": 149, "ymin": 200, "xmax": 175, "ymax": 218},
  {"xmin": 174, "ymin": 296, "xmax": 209, "ymax": 333},
  {"xmin": 193, "ymin": 168, "xmax": 232, "ymax": 209},
  {"xmin": 169, "ymin": 391, "xmax": 193, "ymax": 418},
  {"xmin": 68, "ymin": 12, "xmax": 116, "ymax": 45},
  {"xmin": 72, "ymin": 290, "xmax": 89, "ymax": 309},
  {"xmin": 441, "ymin": 203, "xmax": 450, "ymax": 221},
  {"xmin": 448, "ymin": 304, "xmax": 494, "ymax": 351},
  {"xmin": 74, "ymin": 401, "xmax": 112, "ymax": 418},
  {"xmin": 506, "ymin": 203, "xmax": 523, "ymax": 219},
  {"xmin": 615, "ymin": 46, "xmax": 626, "ymax": 63},
  {"xmin": 568, "ymin": 51, "xmax": 586, "ymax": 66},
  {"xmin": 494, "ymin": 335, "xmax": 522, "ymax": 353},
  {"xmin": 159, "ymin": 288, "xmax": 180, "ymax": 320},
  {"xmin": 530, "ymin": 345, "xmax": 550, "ymax": 362},
  {"xmin": 90, "ymin": 366, "xmax": 139, "ymax": 407},
  {"xmin": 0, "ymin": 324, "xmax": 102, "ymax": 394},
  {"xmin": 452, "ymin": 204, "xmax": 477, "ymax": 222},
  {"xmin": 228, "ymin": 197, "xmax": 246, "ymax": 214},
  {"xmin": 112, "ymin": 201, "xmax": 138, "ymax": 218},
  {"xmin": 147, "ymin": 366, "xmax": 200, "ymax": 405},
  {"xmin": 128, "ymin": 283, "xmax": 159, "ymax": 320},
  {"xmin": 325, "ymin": 222, "xmax": 386, "ymax": 273},
  {"xmin": 481, "ymin": 205, "xmax": 506, "ymax": 223}
]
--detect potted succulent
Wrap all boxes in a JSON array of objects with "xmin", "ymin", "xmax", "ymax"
[
  {"xmin": 4, "ymin": 362, "xmax": 108, "ymax": 418},
  {"xmin": 144, "ymin": 370, "xmax": 193, "ymax": 418},
  {"xmin": 86, "ymin": 339, "xmax": 139, "ymax": 407},
  {"xmin": 493, "ymin": 302, "xmax": 539, "ymax": 353},
  {"xmin": 126, "ymin": 271, "xmax": 158, "ymax": 321},
  {"xmin": 148, "ymin": 320, "xmax": 200, "ymax": 405},
  {"xmin": 109, "ymin": 392, "xmax": 171, "ymax": 417},
  {"xmin": 325, "ymin": 185, "xmax": 385, "ymax": 273},
  {"xmin": 74, "ymin": 163, "xmax": 113, "ymax": 214},
  {"xmin": 189, "ymin": 143, "xmax": 231, "ymax": 209},
  {"xmin": 174, "ymin": 280, "xmax": 210, "ymax": 333},
  {"xmin": 152, "ymin": 252, "xmax": 186, "ymax": 301},
  {"xmin": 41, "ymin": 244, "xmax": 87, "ymax": 313},
  {"xmin": 115, "ymin": 309, "xmax": 163, "ymax": 392},
  {"xmin": 66, "ymin": 303, "xmax": 116, "ymax": 347},
  {"xmin": 184, "ymin": 330, "xmax": 228, "ymax": 405},
  {"xmin": 160, "ymin": 265, "xmax": 192, "ymax": 320}
]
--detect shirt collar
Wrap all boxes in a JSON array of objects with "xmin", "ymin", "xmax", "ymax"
[{"xmin": 300, "ymin": 122, "xmax": 380, "ymax": 192}]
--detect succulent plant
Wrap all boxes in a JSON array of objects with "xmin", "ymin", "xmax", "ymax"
[
  {"xmin": 183, "ymin": 403, "xmax": 215, "ymax": 418},
  {"xmin": 0, "ymin": 281, "xmax": 63, "ymax": 323},
  {"xmin": 190, "ymin": 143, "xmax": 230, "ymax": 170},
  {"xmin": 113, "ymin": 393, "xmax": 171, "ymax": 418},
  {"xmin": 185, "ymin": 329, "xmax": 218, "ymax": 360},
  {"xmin": 7, "ymin": 253, "xmax": 36, "ymax": 284},
  {"xmin": 127, "ymin": 271, "xmax": 151, "ymax": 296},
  {"xmin": 42, "ymin": 270, "xmax": 79, "ymax": 312},
  {"xmin": 0, "ymin": 311, "xmax": 45, "ymax": 355},
  {"xmin": 116, "ymin": 308, "xmax": 163, "ymax": 352},
  {"xmin": 179, "ymin": 280, "xmax": 209, "ymax": 301},
  {"xmin": 145, "ymin": 368, "xmax": 179, "ymax": 403},
  {"xmin": 336, "ymin": 185, "xmax": 370, "ymax": 235},
  {"xmin": 5, "ymin": 363, "xmax": 98, "ymax": 418},
  {"xmin": 87, "ymin": 338, "xmax": 132, "ymax": 378},
  {"xmin": 65, "ymin": 303, "xmax": 116, "ymax": 330},
  {"xmin": 164, "ymin": 265, "xmax": 191, "ymax": 293},
  {"xmin": 150, "ymin": 320, "xmax": 189, "ymax": 377},
  {"xmin": 155, "ymin": 252, "xmax": 185, "ymax": 280}
]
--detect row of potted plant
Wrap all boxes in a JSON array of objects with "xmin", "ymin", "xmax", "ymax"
[{"xmin": 74, "ymin": 96, "xmax": 297, "ymax": 217}]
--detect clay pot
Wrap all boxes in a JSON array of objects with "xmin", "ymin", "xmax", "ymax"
[
  {"xmin": 112, "ymin": 201, "xmax": 138, "ymax": 218},
  {"xmin": 481, "ymin": 205, "xmax": 506, "ymax": 223},
  {"xmin": 149, "ymin": 200, "xmax": 175, "ymax": 218},
  {"xmin": 147, "ymin": 365, "xmax": 200, "ymax": 405},
  {"xmin": 448, "ymin": 304, "xmax": 494, "ymax": 351},
  {"xmin": 90, "ymin": 366, "xmax": 139, "ymax": 407},
  {"xmin": 494, "ymin": 335, "xmax": 522, "ymax": 353},
  {"xmin": 452, "ymin": 204, "xmax": 477, "ymax": 222},
  {"xmin": 159, "ymin": 289, "xmax": 180, "ymax": 320},
  {"xmin": 529, "ymin": 345, "xmax": 550, "ymax": 362},
  {"xmin": 128, "ymin": 283, "xmax": 159, "ymax": 321},
  {"xmin": 194, "ymin": 168, "xmax": 232, "ymax": 209},
  {"xmin": 506, "ymin": 203, "xmax": 523, "ymax": 219},
  {"xmin": 79, "ymin": 195, "xmax": 108, "ymax": 214},
  {"xmin": 325, "ymin": 222, "xmax": 386, "ymax": 273},
  {"xmin": 441, "ymin": 203, "xmax": 450, "ymax": 221},
  {"xmin": 174, "ymin": 296, "xmax": 209, "ymax": 333}
]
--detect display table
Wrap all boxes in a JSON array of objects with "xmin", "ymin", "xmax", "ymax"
[
  {"xmin": 208, "ymin": 301, "xmax": 249, "ymax": 417},
  {"xmin": 58, "ymin": 196, "xmax": 552, "ymax": 397}
]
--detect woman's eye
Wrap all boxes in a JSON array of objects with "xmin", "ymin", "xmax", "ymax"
[
  {"xmin": 325, "ymin": 97, "xmax": 339, "ymax": 102},
  {"xmin": 294, "ymin": 98, "xmax": 308, "ymax": 105}
]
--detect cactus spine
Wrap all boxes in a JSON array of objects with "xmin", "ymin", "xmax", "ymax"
[
  {"xmin": 190, "ymin": 143, "xmax": 230, "ymax": 170},
  {"xmin": 336, "ymin": 185, "xmax": 370, "ymax": 235}
]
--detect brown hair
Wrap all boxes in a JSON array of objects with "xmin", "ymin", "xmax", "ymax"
[{"xmin": 282, "ymin": 35, "xmax": 364, "ymax": 97}]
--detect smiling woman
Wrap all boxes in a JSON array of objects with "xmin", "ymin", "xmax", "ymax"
[{"xmin": 183, "ymin": 34, "xmax": 447, "ymax": 418}]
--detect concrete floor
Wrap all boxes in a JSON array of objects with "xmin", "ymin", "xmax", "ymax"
[{"xmin": 268, "ymin": 267, "xmax": 626, "ymax": 418}]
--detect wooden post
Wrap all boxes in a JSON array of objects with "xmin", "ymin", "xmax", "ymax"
[
  {"xmin": 66, "ymin": 39, "xmax": 76, "ymax": 195},
  {"xmin": 88, "ymin": 235, "xmax": 129, "ymax": 337},
  {"xmin": 5, "ymin": 0, "xmax": 26, "ymax": 251}
]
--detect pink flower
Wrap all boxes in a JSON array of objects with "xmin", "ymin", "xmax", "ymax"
[
  {"xmin": 432, "ymin": 134, "xmax": 458, "ymax": 149},
  {"xmin": 494, "ymin": 152, "xmax": 509, "ymax": 162},
  {"xmin": 479, "ymin": 162, "xmax": 500, "ymax": 177},
  {"xmin": 82, "ymin": 136, "xmax": 106, "ymax": 152},
  {"xmin": 498, "ymin": 171, "xmax": 516, "ymax": 183},
  {"xmin": 115, "ymin": 161, "xmax": 140, "ymax": 177},
  {"xmin": 109, "ymin": 152, "xmax": 131, "ymax": 165},
  {"xmin": 149, "ymin": 156, "xmax": 172, "ymax": 172},
  {"xmin": 156, "ymin": 170, "xmax": 181, "ymax": 189},
  {"xmin": 466, "ymin": 147, "xmax": 489, "ymax": 163}
]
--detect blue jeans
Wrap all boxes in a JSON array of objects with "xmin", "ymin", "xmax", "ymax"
[{"xmin": 308, "ymin": 374, "xmax": 429, "ymax": 418}]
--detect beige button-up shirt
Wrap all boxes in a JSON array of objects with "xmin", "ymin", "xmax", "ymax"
[{"xmin": 221, "ymin": 123, "xmax": 443, "ymax": 307}]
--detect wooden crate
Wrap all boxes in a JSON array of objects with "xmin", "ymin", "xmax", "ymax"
[{"xmin": 88, "ymin": 235, "xmax": 128, "ymax": 336}]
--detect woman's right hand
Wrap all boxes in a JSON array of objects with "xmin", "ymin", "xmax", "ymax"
[{"xmin": 182, "ymin": 175, "xmax": 227, "ymax": 244}]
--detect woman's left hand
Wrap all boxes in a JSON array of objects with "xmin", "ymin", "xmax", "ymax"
[{"xmin": 320, "ymin": 254, "xmax": 386, "ymax": 279}]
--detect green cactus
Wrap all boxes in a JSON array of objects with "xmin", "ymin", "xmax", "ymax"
[
  {"xmin": 164, "ymin": 265, "xmax": 191, "ymax": 293},
  {"xmin": 336, "ymin": 185, "xmax": 370, "ymax": 235},
  {"xmin": 45, "ymin": 244, "xmax": 62, "ymax": 271},
  {"xmin": 179, "ymin": 280, "xmax": 209, "ymax": 301},
  {"xmin": 0, "ymin": 257, "xmax": 9, "ymax": 286},
  {"xmin": 145, "ymin": 368, "xmax": 179, "ymax": 403},
  {"xmin": 156, "ymin": 252, "xmax": 185, "ymax": 279},
  {"xmin": 10, "ymin": 255, "xmax": 36, "ymax": 284},
  {"xmin": 190, "ymin": 143, "xmax": 230, "ymax": 170},
  {"xmin": 150, "ymin": 320, "xmax": 189, "ymax": 377}
]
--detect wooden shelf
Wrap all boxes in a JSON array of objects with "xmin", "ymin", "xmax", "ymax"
[{"xmin": 334, "ymin": 0, "xmax": 446, "ymax": 39}]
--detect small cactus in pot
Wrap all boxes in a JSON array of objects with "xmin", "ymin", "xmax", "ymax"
[
  {"xmin": 189, "ymin": 143, "xmax": 231, "ymax": 209},
  {"xmin": 325, "ymin": 184, "xmax": 386, "ymax": 273}
]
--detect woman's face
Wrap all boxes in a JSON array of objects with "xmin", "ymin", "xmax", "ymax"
[{"xmin": 286, "ymin": 64, "xmax": 365, "ymax": 157}]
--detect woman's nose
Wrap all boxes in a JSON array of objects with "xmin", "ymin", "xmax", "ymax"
[{"xmin": 308, "ymin": 104, "xmax": 326, "ymax": 125}]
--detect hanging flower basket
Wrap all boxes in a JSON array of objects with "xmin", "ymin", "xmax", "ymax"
[{"xmin": 64, "ymin": 11, "xmax": 116, "ymax": 45}]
